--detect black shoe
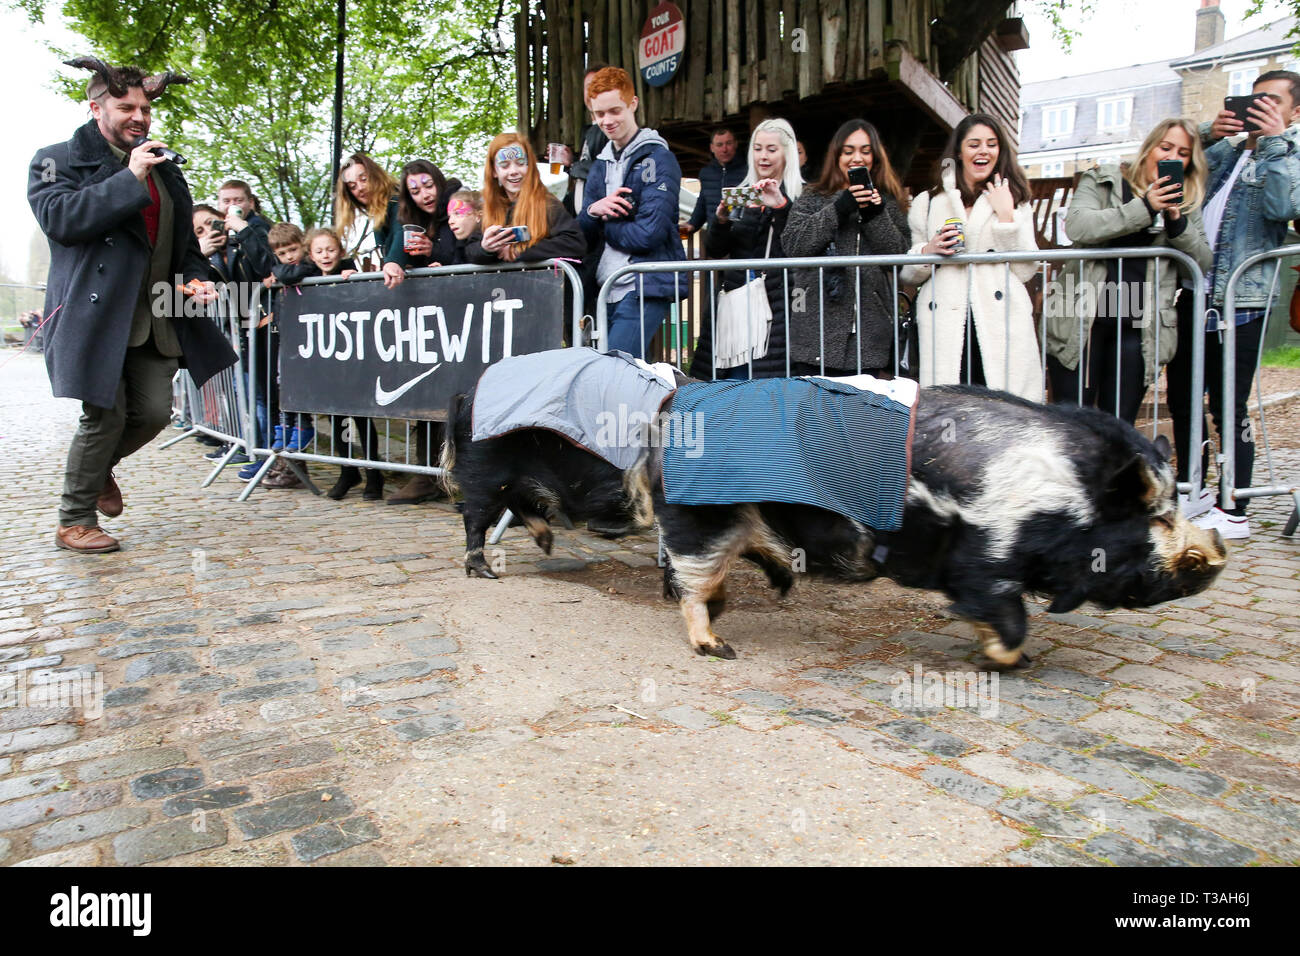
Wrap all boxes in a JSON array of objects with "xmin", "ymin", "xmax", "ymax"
[
  {"xmin": 203, "ymin": 444, "xmax": 231, "ymax": 461},
  {"xmin": 326, "ymin": 466, "xmax": 361, "ymax": 500},
  {"xmin": 196, "ymin": 434, "xmax": 223, "ymax": 447},
  {"xmin": 362, "ymin": 470, "xmax": 385, "ymax": 501}
]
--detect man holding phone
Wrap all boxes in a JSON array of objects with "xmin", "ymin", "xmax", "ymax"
[
  {"xmin": 579, "ymin": 66, "xmax": 685, "ymax": 357},
  {"xmin": 1168, "ymin": 69, "xmax": 1300, "ymax": 538}
]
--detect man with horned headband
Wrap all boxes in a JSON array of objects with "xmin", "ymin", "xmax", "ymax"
[{"xmin": 29, "ymin": 57, "xmax": 237, "ymax": 553}]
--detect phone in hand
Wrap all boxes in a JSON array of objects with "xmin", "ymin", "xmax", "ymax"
[
  {"xmin": 720, "ymin": 185, "xmax": 760, "ymax": 210},
  {"xmin": 1224, "ymin": 94, "xmax": 1266, "ymax": 131},
  {"xmin": 847, "ymin": 165, "xmax": 875, "ymax": 192},
  {"xmin": 505, "ymin": 225, "xmax": 531, "ymax": 243},
  {"xmin": 1156, "ymin": 159, "xmax": 1184, "ymax": 197}
]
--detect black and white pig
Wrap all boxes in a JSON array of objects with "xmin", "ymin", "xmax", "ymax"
[
  {"xmin": 441, "ymin": 348, "xmax": 683, "ymax": 578},
  {"xmin": 628, "ymin": 385, "xmax": 1227, "ymax": 666}
]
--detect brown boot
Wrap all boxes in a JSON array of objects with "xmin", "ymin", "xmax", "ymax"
[
  {"xmin": 97, "ymin": 472, "xmax": 123, "ymax": 517},
  {"xmin": 55, "ymin": 525, "xmax": 120, "ymax": 554},
  {"xmin": 386, "ymin": 473, "xmax": 443, "ymax": 505},
  {"xmin": 263, "ymin": 461, "xmax": 304, "ymax": 489}
]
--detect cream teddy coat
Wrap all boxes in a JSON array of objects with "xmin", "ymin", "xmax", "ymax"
[{"xmin": 901, "ymin": 166, "xmax": 1042, "ymax": 400}]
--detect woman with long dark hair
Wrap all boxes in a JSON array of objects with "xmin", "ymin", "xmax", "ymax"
[
  {"xmin": 782, "ymin": 119, "xmax": 910, "ymax": 376},
  {"xmin": 901, "ymin": 113, "xmax": 1040, "ymax": 399},
  {"xmin": 394, "ymin": 159, "xmax": 462, "ymax": 271}
]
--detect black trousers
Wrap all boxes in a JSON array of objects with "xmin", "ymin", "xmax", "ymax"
[
  {"xmin": 1046, "ymin": 313, "xmax": 1147, "ymax": 424},
  {"xmin": 1166, "ymin": 293, "xmax": 1264, "ymax": 515}
]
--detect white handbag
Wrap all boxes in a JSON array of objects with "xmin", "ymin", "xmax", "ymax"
[{"xmin": 713, "ymin": 226, "xmax": 774, "ymax": 370}]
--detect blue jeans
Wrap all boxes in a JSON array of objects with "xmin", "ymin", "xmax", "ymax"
[{"xmin": 607, "ymin": 295, "xmax": 671, "ymax": 359}]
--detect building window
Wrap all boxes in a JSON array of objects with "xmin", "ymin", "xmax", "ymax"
[
  {"xmin": 1228, "ymin": 66, "xmax": 1260, "ymax": 96},
  {"xmin": 1042, "ymin": 104, "xmax": 1075, "ymax": 138},
  {"xmin": 1097, "ymin": 97, "xmax": 1132, "ymax": 131},
  {"xmin": 1040, "ymin": 161, "xmax": 1064, "ymax": 177}
]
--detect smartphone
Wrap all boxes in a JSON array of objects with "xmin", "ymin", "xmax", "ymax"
[
  {"xmin": 1224, "ymin": 94, "xmax": 1266, "ymax": 131},
  {"xmin": 505, "ymin": 225, "xmax": 531, "ymax": 243},
  {"xmin": 721, "ymin": 185, "xmax": 760, "ymax": 209},
  {"xmin": 1156, "ymin": 159, "xmax": 1184, "ymax": 195},
  {"xmin": 847, "ymin": 165, "xmax": 875, "ymax": 192}
]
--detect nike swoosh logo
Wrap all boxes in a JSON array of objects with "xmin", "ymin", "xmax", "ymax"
[{"xmin": 375, "ymin": 364, "xmax": 440, "ymax": 406}]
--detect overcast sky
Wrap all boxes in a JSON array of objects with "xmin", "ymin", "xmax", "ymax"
[{"xmin": 3, "ymin": 1, "xmax": 1295, "ymax": 280}]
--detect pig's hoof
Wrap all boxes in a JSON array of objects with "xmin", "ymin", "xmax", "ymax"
[
  {"xmin": 695, "ymin": 642, "xmax": 736, "ymax": 660},
  {"xmin": 536, "ymin": 530, "xmax": 553, "ymax": 554},
  {"xmin": 465, "ymin": 562, "xmax": 498, "ymax": 579},
  {"xmin": 976, "ymin": 625, "xmax": 1023, "ymax": 666},
  {"xmin": 1012, "ymin": 651, "xmax": 1034, "ymax": 669}
]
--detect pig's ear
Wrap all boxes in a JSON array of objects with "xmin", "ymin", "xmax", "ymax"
[
  {"xmin": 1104, "ymin": 452, "xmax": 1169, "ymax": 515},
  {"xmin": 1152, "ymin": 434, "xmax": 1173, "ymax": 463}
]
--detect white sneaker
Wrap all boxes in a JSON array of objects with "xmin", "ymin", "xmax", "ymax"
[
  {"xmin": 1194, "ymin": 506, "xmax": 1250, "ymax": 539},
  {"xmin": 1178, "ymin": 488, "xmax": 1215, "ymax": 519}
]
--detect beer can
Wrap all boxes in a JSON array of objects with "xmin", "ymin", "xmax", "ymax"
[{"xmin": 943, "ymin": 217, "xmax": 965, "ymax": 253}]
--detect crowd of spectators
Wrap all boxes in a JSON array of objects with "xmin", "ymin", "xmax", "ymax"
[{"xmin": 187, "ymin": 64, "xmax": 1300, "ymax": 540}]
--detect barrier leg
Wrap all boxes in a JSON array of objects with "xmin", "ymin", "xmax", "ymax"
[
  {"xmin": 236, "ymin": 455, "xmax": 280, "ymax": 502},
  {"xmin": 159, "ymin": 427, "xmax": 200, "ymax": 450},
  {"xmin": 487, "ymin": 510, "xmax": 513, "ymax": 546},
  {"xmin": 201, "ymin": 444, "xmax": 241, "ymax": 488}
]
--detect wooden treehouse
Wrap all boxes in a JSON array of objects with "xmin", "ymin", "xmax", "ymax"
[{"xmin": 514, "ymin": 0, "xmax": 1028, "ymax": 187}]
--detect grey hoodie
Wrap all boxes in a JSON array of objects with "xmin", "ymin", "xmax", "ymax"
[{"xmin": 595, "ymin": 127, "xmax": 673, "ymax": 302}]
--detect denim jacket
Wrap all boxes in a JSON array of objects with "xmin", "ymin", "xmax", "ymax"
[{"xmin": 1199, "ymin": 121, "xmax": 1300, "ymax": 321}]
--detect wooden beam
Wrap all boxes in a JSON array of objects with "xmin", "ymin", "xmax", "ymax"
[
  {"xmin": 867, "ymin": 0, "xmax": 884, "ymax": 75},
  {"xmin": 515, "ymin": 1, "xmax": 529, "ymax": 131},
  {"xmin": 726, "ymin": 0, "xmax": 740, "ymax": 115},
  {"xmin": 887, "ymin": 42, "xmax": 966, "ymax": 131},
  {"xmin": 710, "ymin": 0, "xmax": 725, "ymax": 120},
  {"xmin": 746, "ymin": 0, "xmax": 759, "ymax": 108}
]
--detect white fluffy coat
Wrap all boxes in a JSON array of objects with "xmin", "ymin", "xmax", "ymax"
[{"xmin": 901, "ymin": 166, "xmax": 1042, "ymax": 400}]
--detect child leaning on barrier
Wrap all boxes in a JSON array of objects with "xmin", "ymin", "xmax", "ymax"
[
  {"xmin": 291, "ymin": 227, "xmax": 383, "ymax": 502},
  {"xmin": 446, "ymin": 189, "xmax": 483, "ymax": 265},
  {"xmin": 1043, "ymin": 119, "xmax": 1211, "ymax": 425}
]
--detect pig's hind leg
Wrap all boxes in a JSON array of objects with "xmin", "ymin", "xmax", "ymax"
[{"xmin": 462, "ymin": 497, "xmax": 502, "ymax": 579}]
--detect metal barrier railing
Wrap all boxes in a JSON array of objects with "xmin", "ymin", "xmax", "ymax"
[
  {"xmin": 161, "ymin": 302, "xmax": 254, "ymax": 488},
  {"xmin": 596, "ymin": 246, "xmax": 1212, "ymax": 498},
  {"xmin": 236, "ymin": 259, "xmax": 585, "ymax": 501},
  {"xmin": 1220, "ymin": 244, "xmax": 1300, "ymax": 533}
]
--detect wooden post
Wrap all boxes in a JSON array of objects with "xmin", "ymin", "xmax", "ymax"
[
  {"xmin": 710, "ymin": 0, "xmax": 725, "ymax": 119},
  {"xmin": 867, "ymin": 0, "xmax": 884, "ymax": 75},
  {"xmin": 726, "ymin": 0, "xmax": 740, "ymax": 115}
]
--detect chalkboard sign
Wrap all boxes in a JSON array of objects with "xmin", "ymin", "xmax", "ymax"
[{"xmin": 276, "ymin": 270, "xmax": 564, "ymax": 420}]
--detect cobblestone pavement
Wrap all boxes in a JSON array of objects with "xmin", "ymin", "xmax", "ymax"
[{"xmin": 2, "ymin": 350, "xmax": 1298, "ymax": 866}]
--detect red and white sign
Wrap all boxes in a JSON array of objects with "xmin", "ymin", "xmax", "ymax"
[{"xmin": 638, "ymin": 2, "xmax": 686, "ymax": 88}]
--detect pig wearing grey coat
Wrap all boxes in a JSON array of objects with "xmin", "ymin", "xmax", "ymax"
[{"xmin": 28, "ymin": 119, "xmax": 237, "ymax": 409}]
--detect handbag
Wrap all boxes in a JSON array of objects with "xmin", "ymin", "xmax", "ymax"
[
  {"xmin": 894, "ymin": 290, "xmax": 920, "ymax": 380},
  {"xmin": 714, "ymin": 226, "xmax": 775, "ymax": 370}
]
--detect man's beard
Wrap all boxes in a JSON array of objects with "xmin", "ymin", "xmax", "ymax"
[{"xmin": 102, "ymin": 116, "xmax": 148, "ymax": 153}]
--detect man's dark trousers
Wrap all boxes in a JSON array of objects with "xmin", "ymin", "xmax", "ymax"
[{"xmin": 60, "ymin": 336, "xmax": 177, "ymax": 528}]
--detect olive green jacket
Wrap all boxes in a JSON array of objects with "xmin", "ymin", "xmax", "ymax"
[{"xmin": 1044, "ymin": 165, "xmax": 1212, "ymax": 385}]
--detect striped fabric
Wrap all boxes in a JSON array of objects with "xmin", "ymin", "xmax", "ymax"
[{"xmin": 661, "ymin": 377, "xmax": 914, "ymax": 531}]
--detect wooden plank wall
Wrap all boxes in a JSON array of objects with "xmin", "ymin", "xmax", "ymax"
[
  {"xmin": 516, "ymin": 0, "xmax": 1010, "ymax": 150},
  {"xmin": 976, "ymin": 34, "xmax": 1020, "ymax": 152}
]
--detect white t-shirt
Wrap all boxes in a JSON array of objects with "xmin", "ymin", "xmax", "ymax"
[{"xmin": 1202, "ymin": 148, "xmax": 1252, "ymax": 291}]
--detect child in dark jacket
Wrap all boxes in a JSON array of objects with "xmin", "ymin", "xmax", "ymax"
[{"xmin": 276, "ymin": 227, "xmax": 379, "ymax": 501}]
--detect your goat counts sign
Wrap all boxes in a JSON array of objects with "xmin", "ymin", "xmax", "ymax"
[
  {"xmin": 277, "ymin": 270, "xmax": 564, "ymax": 420},
  {"xmin": 638, "ymin": 2, "xmax": 685, "ymax": 87}
]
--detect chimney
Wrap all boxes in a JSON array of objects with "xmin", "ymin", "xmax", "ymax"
[{"xmin": 1195, "ymin": 0, "xmax": 1225, "ymax": 52}]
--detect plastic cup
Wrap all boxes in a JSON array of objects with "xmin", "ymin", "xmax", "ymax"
[{"xmin": 403, "ymin": 224, "xmax": 425, "ymax": 253}]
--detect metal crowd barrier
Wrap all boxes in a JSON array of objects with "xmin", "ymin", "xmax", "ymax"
[
  {"xmin": 596, "ymin": 247, "xmax": 1213, "ymax": 502},
  {"xmin": 1220, "ymin": 244, "xmax": 1300, "ymax": 534},
  {"xmin": 235, "ymin": 260, "xmax": 585, "ymax": 503},
  {"xmin": 161, "ymin": 301, "xmax": 254, "ymax": 488}
]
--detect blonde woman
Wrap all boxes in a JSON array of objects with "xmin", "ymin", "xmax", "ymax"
[
  {"xmin": 692, "ymin": 117, "xmax": 803, "ymax": 379},
  {"xmin": 1044, "ymin": 118, "xmax": 1211, "ymax": 423}
]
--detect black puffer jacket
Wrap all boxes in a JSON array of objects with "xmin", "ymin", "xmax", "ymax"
[
  {"xmin": 690, "ymin": 193, "xmax": 792, "ymax": 378},
  {"xmin": 782, "ymin": 188, "xmax": 910, "ymax": 371}
]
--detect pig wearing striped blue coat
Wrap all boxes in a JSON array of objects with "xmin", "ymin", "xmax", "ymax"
[{"xmin": 627, "ymin": 383, "xmax": 1227, "ymax": 665}]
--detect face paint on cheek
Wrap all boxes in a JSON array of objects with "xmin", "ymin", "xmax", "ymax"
[{"xmin": 495, "ymin": 145, "xmax": 527, "ymax": 169}]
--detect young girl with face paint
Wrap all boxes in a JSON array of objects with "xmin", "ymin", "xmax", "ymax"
[
  {"xmin": 468, "ymin": 133, "xmax": 586, "ymax": 265},
  {"xmin": 394, "ymin": 159, "xmax": 462, "ymax": 271},
  {"xmin": 446, "ymin": 190, "xmax": 484, "ymax": 264}
]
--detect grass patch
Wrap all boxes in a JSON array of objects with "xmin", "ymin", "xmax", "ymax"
[{"xmin": 1262, "ymin": 345, "xmax": 1300, "ymax": 368}]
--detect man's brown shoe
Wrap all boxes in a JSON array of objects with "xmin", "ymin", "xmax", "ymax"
[
  {"xmin": 97, "ymin": 472, "xmax": 123, "ymax": 517},
  {"xmin": 386, "ymin": 473, "xmax": 444, "ymax": 504},
  {"xmin": 55, "ymin": 525, "xmax": 120, "ymax": 554}
]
